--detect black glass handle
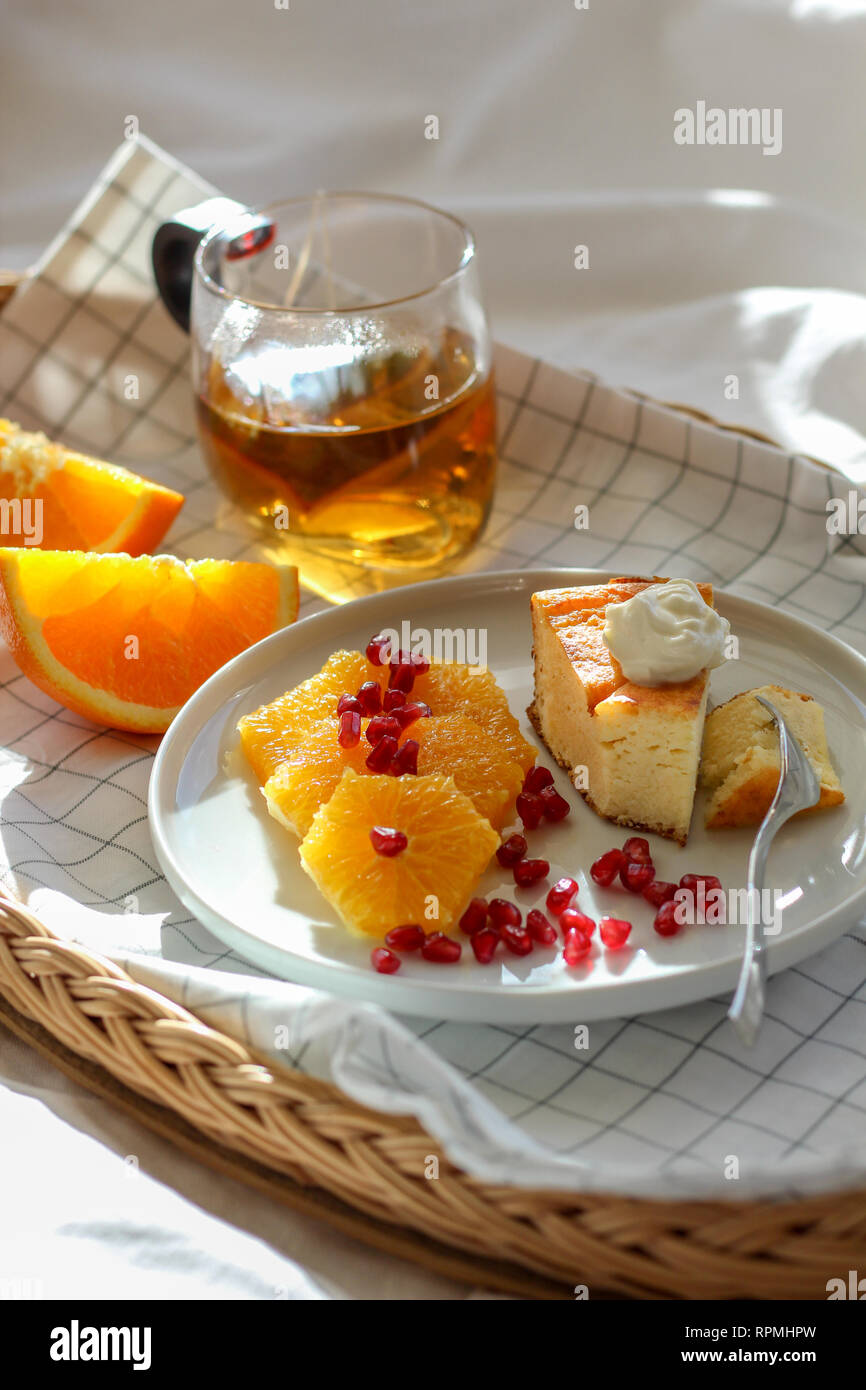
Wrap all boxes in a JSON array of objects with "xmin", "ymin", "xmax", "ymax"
[{"xmin": 151, "ymin": 197, "xmax": 275, "ymax": 332}]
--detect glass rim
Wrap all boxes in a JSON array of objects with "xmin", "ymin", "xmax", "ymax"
[{"xmin": 193, "ymin": 190, "xmax": 477, "ymax": 316}]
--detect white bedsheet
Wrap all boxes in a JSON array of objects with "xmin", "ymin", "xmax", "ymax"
[{"xmin": 2, "ymin": 0, "xmax": 865, "ymax": 1301}]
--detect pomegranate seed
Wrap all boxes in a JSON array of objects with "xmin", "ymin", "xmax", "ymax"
[
  {"xmin": 356, "ymin": 680, "xmax": 382, "ymax": 716},
  {"xmin": 701, "ymin": 875, "xmax": 726, "ymax": 923},
  {"xmin": 599, "ymin": 916, "xmax": 632, "ymax": 949},
  {"xmin": 391, "ymin": 738, "xmax": 419, "ymax": 776},
  {"xmin": 539, "ymin": 786, "xmax": 571, "ymax": 822},
  {"xmin": 643, "ymin": 879, "xmax": 677, "ymax": 908},
  {"xmin": 385, "ymin": 924, "xmax": 425, "ymax": 951},
  {"xmin": 459, "ymin": 898, "xmax": 489, "ymax": 935},
  {"xmin": 369, "ymin": 825, "xmax": 407, "ymax": 857},
  {"xmin": 382, "ymin": 688, "xmax": 406, "ymax": 712},
  {"xmin": 421, "ymin": 932, "xmax": 461, "ymax": 963},
  {"xmin": 366, "ymin": 714, "xmax": 401, "ymax": 747},
  {"xmin": 337, "ymin": 692, "xmax": 364, "ymax": 716},
  {"xmin": 527, "ymin": 909, "xmax": 557, "ymax": 945},
  {"xmin": 514, "ymin": 857, "xmax": 549, "ymax": 887},
  {"xmin": 620, "ymin": 859, "xmax": 655, "ymax": 893},
  {"xmin": 393, "ymin": 700, "xmax": 431, "ymax": 731},
  {"xmin": 653, "ymin": 901, "xmax": 683, "ymax": 937},
  {"xmin": 523, "ymin": 765, "xmax": 554, "ymax": 794},
  {"xmin": 471, "ymin": 928, "xmax": 499, "ymax": 964},
  {"xmin": 563, "ymin": 927, "xmax": 592, "ymax": 965},
  {"xmin": 366, "ymin": 734, "xmax": 398, "ymax": 772},
  {"xmin": 496, "ymin": 833, "xmax": 527, "ymax": 867},
  {"xmin": 389, "ymin": 648, "xmax": 429, "ymax": 674},
  {"xmin": 546, "ymin": 876, "xmax": 579, "ymax": 915},
  {"xmin": 366, "ymin": 633, "xmax": 392, "ymax": 666},
  {"xmin": 678, "ymin": 874, "xmax": 699, "ymax": 902},
  {"xmin": 622, "ymin": 836, "xmax": 652, "ymax": 864},
  {"xmin": 516, "ymin": 791, "xmax": 544, "ymax": 829},
  {"xmin": 501, "ymin": 922, "xmax": 533, "ymax": 956},
  {"xmin": 678, "ymin": 874, "xmax": 724, "ymax": 923},
  {"xmin": 560, "ymin": 907, "xmax": 596, "ymax": 938},
  {"xmin": 590, "ymin": 848, "xmax": 625, "ymax": 886},
  {"xmin": 388, "ymin": 661, "xmax": 416, "ymax": 693},
  {"xmin": 338, "ymin": 710, "xmax": 361, "ymax": 748},
  {"xmin": 371, "ymin": 947, "xmax": 400, "ymax": 974},
  {"xmin": 488, "ymin": 898, "xmax": 521, "ymax": 928},
  {"xmin": 680, "ymin": 873, "xmax": 723, "ymax": 895}
]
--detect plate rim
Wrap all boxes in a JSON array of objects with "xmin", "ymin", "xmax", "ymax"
[{"xmin": 148, "ymin": 566, "xmax": 866, "ymax": 1023}]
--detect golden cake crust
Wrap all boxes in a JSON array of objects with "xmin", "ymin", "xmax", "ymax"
[
  {"xmin": 527, "ymin": 577, "xmax": 715, "ymax": 847},
  {"xmin": 531, "ymin": 577, "xmax": 713, "ymax": 712}
]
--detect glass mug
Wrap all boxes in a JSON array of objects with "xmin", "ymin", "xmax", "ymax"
[{"xmin": 152, "ymin": 192, "xmax": 496, "ymax": 602}]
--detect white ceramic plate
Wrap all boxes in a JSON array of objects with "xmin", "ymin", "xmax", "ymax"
[{"xmin": 149, "ymin": 568, "xmax": 866, "ymax": 1024}]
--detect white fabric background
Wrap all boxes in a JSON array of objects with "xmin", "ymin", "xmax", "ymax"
[
  {"xmin": 2, "ymin": 0, "xmax": 866, "ymax": 1300},
  {"xmin": 4, "ymin": 0, "xmax": 866, "ymax": 472}
]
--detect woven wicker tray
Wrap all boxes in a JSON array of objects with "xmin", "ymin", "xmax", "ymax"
[{"xmin": 0, "ymin": 272, "xmax": 863, "ymax": 1299}]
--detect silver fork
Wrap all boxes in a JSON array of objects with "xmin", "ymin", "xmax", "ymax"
[{"xmin": 727, "ymin": 695, "xmax": 821, "ymax": 1046}]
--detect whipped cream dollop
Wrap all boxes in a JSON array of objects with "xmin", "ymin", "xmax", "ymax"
[{"xmin": 602, "ymin": 579, "xmax": 730, "ymax": 685}]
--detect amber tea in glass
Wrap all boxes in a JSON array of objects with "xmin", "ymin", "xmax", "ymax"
[{"xmin": 191, "ymin": 194, "xmax": 496, "ymax": 599}]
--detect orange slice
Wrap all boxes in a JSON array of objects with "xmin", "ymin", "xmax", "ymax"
[
  {"xmin": 240, "ymin": 651, "xmax": 535, "ymax": 786},
  {"xmin": 411, "ymin": 661, "xmax": 537, "ymax": 772},
  {"xmin": 298, "ymin": 768, "xmax": 498, "ymax": 936},
  {"xmin": 237, "ymin": 650, "xmax": 385, "ymax": 784},
  {"xmin": 0, "ymin": 418, "xmax": 185, "ymax": 554},
  {"xmin": 413, "ymin": 713, "xmax": 523, "ymax": 827},
  {"xmin": 0, "ymin": 549, "xmax": 299, "ymax": 733},
  {"xmin": 263, "ymin": 722, "xmax": 370, "ymax": 836},
  {"xmin": 262, "ymin": 711, "xmax": 524, "ymax": 836}
]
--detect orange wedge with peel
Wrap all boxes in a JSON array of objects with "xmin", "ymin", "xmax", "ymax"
[
  {"xmin": 0, "ymin": 418, "xmax": 184, "ymax": 554},
  {"xmin": 0, "ymin": 549, "xmax": 299, "ymax": 732}
]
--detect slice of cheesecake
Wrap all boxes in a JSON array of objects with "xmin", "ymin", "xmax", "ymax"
[
  {"xmin": 701, "ymin": 684, "xmax": 844, "ymax": 828},
  {"xmin": 528, "ymin": 576, "xmax": 714, "ymax": 845}
]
